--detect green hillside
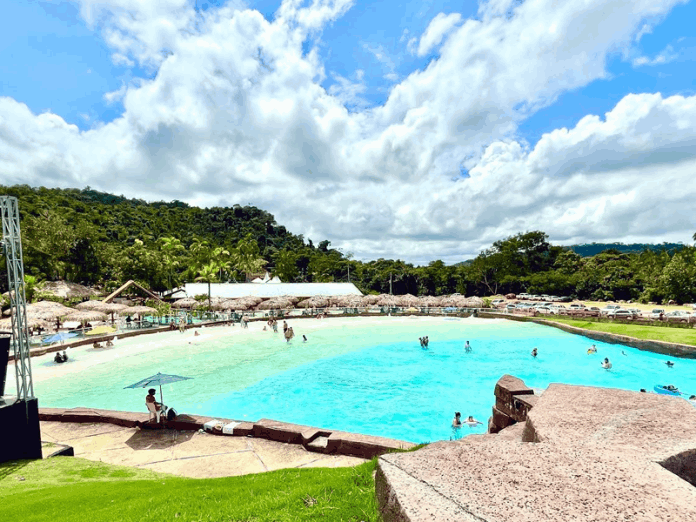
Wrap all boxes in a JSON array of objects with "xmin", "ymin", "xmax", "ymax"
[{"xmin": 1, "ymin": 185, "xmax": 695, "ymax": 304}]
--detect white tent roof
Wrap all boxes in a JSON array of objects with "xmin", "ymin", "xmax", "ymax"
[{"xmin": 181, "ymin": 282, "xmax": 363, "ymax": 299}]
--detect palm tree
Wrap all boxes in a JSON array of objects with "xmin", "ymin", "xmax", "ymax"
[
  {"xmin": 232, "ymin": 234, "xmax": 266, "ymax": 282},
  {"xmin": 159, "ymin": 236, "xmax": 185, "ymax": 289},
  {"xmin": 195, "ymin": 262, "xmax": 218, "ymax": 308}
]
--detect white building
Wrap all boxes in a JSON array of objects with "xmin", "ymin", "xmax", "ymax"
[{"xmin": 180, "ymin": 282, "xmax": 363, "ymax": 299}]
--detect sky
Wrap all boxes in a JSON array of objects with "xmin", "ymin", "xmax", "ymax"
[{"xmin": 1, "ymin": 0, "xmax": 696, "ymax": 265}]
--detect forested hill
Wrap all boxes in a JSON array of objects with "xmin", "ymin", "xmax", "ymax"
[
  {"xmin": 1, "ymin": 184, "xmax": 695, "ymax": 304},
  {"xmin": 1, "ymin": 184, "xmax": 302, "ymax": 251},
  {"xmin": 569, "ymin": 242, "xmax": 685, "ymax": 257}
]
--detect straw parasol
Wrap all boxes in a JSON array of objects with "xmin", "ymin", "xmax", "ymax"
[
  {"xmin": 297, "ymin": 296, "xmax": 330, "ymax": 308},
  {"xmin": 171, "ymin": 298, "xmax": 197, "ymax": 309},
  {"xmin": 360, "ymin": 295, "xmax": 380, "ymax": 306},
  {"xmin": 439, "ymin": 295, "xmax": 461, "ymax": 307},
  {"xmin": 419, "ymin": 296, "xmax": 442, "ymax": 307},
  {"xmin": 0, "ymin": 316, "xmax": 51, "ymax": 331},
  {"xmin": 462, "ymin": 296, "xmax": 484, "ymax": 308},
  {"xmin": 257, "ymin": 298, "xmax": 293, "ymax": 310},
  {"xmin": 375, "ymin": 294, "xmax": 398, "ymax": 306},
  {"xmin": 62, "ymin": 310, "xmax": 108, "ymax": 323},
  {"xmin": 76, "ymin": 301, "xmax": 128, "ymax": 313},
  {"xmin": 398, "ymin": 294, "xmax": 420, "ymax": 307},
  {"xmin": 223, "ymin": 299, "xmax": 254, "ymax": 311},
  {"xmin": 119, "ymin": 305, "xmax": 157, "ymax": 316}
]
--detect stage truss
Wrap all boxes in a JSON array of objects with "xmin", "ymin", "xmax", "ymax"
[{"xmin": 0, "ymin": 195, "xmax": 34, "ymax": 404}]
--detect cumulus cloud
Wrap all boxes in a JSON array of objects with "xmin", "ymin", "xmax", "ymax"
[
  {"xmin": 416, "ymin": 13, "xmax": 462, "ymax": 57},
  {"xmin": 1, "ymin": 0, "xmax": 694, "ymax": 264}
]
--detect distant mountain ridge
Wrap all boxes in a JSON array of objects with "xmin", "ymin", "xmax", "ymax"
[{"xmin": 568, "ymin": 242, "xmax": 685, "ymax": 257}]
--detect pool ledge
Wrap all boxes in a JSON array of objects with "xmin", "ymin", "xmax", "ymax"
[{"xmin": 37, "ymin": 407, "xmax": 415, "ymax": 460}]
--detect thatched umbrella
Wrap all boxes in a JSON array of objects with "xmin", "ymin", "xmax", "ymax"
[
  {"xmin": 119, "ymin": 305, "xmax": 157, "ymax": 316},
  {"xmin": 463, "ymin": 296, "xmax": 484, "ymax": 308},
  {"xmin": 62, "ymin": 310, "xmax": 108, "ymax": 324},
  {"xmin": 0, "ymin": 316, "xmax": 51, "ymax": 331},
  {"xmin": 398, "ymin": 294, "xmax": 420, "ymax": 307},
  {"xmin": 257, "ymin": 298, "xmax": 293, "ymax": 310},
  {"xmin": 227, "ymin": 299, "xmax": 254, "ymax": 311},
  {"xmin": 439, "ymin": 295, "xmax": 461, "ymax": 307},
  {"xmin": 297, "ymin": 296, "xmax": 329, "ymax": 308},
  {"xmin": 419, "ymin": 296, "xmax": 442, "ymax": 307},
  {"xmin": 361, "ymin": 295, "xmax": 380, "ymax": 306},
  {"xmin": 376, "ymin": 294, "xmax": 397, "ymax": 306},
  {"xmin": 172, "ymin": 298, "xmax": 197, "ymax": 309}
]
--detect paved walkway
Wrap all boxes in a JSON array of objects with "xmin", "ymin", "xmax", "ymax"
[{"xmin": 41, "ymin": 421, "xmax": 366, "ymax": 478}]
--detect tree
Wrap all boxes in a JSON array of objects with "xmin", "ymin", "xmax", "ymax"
[
  {"xmin": 273, "ymin": 250, "xmax": 299, "ymax": 282},
  {"xmin": 231, "ymin": 234, "xmax": 266, "ymax": 281},
  {"xmin": 195, "ymin": 262, "xmax": 218, "ymax": 308},
  {"xmin": 159, "ymin": 236, "xmax": 185, "ymax": 289}
]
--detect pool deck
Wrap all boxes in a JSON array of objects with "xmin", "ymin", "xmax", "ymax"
[{"xmin": 40, "ymin": 421, "xmax": 367, "ymax": 478}]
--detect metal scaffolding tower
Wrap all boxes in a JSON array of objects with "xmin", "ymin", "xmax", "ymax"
[{"xmin": 0, "ymin": 196, "xmax": 34, "ymax": 403}]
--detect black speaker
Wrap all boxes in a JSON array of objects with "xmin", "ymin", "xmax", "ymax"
[{"xmin": 0, "ymin": 336, "xmax": 10, "ymax": 397}]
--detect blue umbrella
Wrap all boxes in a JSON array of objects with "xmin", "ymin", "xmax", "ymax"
[
  {"xmin": 124, "ymin": 372, "xmax": 192, "ymax": 406},
  {"xmin": 43, "ymin": 332, "xmax": 79, "ymax": 344}
]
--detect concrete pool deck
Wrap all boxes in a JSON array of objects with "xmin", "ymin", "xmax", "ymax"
[{"xmin": 40, "ymin": 421, "xmax": 367, "ymax": 478}]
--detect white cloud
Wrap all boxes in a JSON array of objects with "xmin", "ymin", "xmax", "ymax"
[
  {"xmin": 103, "ymin": 84, "xmax": 128, "ymax": 104},
  {"xmin": 416, "ymin": 13, "xmax": 462, "ymax": 57},
  {"xmin": 632, "ymin": 44, "xmax": 678, "ymax": 66},
  {"xmin": 1, "ymin": 0, "xmax": 694, "ymax": 264}
]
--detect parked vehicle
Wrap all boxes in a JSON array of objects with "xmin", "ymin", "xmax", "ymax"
[
  {"xmin": 664, "ymin": 311, "xmax": 692, "ymax": 323},
  {"xmin": 608, "ymin": 309, "xmax": 635, "ymax": 319},
  {"xmin": 549, "ymin": 305, "xmax": 567, "ymax": 315},
  {"xmin": 648, "ymin": 308, "xmax": 666, "ymax": 319},
  {"xmin": 535, "ymin": 306, "xmax": 553, "ymax": 315},
  {"xmin": 492, "ymin": 299, "xmax": 505, "ymax": 306},
  {"xmin": 626, "ymin": 308, "xmax": 643, "ymax": 317},
  {"xmin": 600, "ymin": 305, "xmax": 622, "ymax": 316},
  {"xmin": 569, "ymin": 303, "xmax": 586, "ymax": 309}
]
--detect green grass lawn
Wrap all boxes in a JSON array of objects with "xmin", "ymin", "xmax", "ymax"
[
  {"xmin": 1, "ymin": 457, "xmax": 380, "ymax": 522},
  {"xmin": 542, "ymin": 317, "xmax": 696, "ymax": 346}
]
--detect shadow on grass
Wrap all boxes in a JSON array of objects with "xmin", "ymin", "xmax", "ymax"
[{"xmin": 0, "ymin": 460, "xmax": 31, "ymax": 481}]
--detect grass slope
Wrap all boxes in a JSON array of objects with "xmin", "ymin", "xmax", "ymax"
[
  {"xmin": 544, "ymin": 318, "xmax": 696, "ymax": 346},
  {"xmin": 1, "ymin": 457, "xmax": 379, "ymax": 522}
]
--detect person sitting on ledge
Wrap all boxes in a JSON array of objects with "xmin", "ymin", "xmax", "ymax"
[
  {"xmin": 106, "ymin": 339, "xmax": 114, "ymax": 347},
  {"xmin": 92, "ymin": 341, "xmax": 102, "ymax": 349},
  {"xmin": 465, "ymin": 416, "xmax": 482, "ymax": 426}
]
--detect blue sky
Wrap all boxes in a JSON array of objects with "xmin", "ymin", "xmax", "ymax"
[
  {"xmin": 3, "ymin": 0, "xmax": 694, "ymax": 138},
  {"xmin": 2, "ymin": 0, "xmax": 696, "ymax": 262}
]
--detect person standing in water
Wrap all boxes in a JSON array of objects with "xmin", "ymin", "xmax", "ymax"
[
  {"xmin": 464, "ymin": 341, "xmax": 471, "ymax": 352},
  {"xmin": 531, "ymin": 347, "xmax": 538, "ymax": 357}
]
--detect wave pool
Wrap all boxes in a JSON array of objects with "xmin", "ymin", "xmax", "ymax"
[{"xmin": 11, "ymin": 316, "xmax": 696, "ymax": 443}]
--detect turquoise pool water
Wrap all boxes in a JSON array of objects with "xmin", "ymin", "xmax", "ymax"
[{"xmin": 18, "ymin": 317, "xmax": 696, "ymax": 443}]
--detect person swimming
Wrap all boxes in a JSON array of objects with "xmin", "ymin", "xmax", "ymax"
[
  {"xmin": 531, "ymin": 347, "xmax": 538, "ymax": 357},
  {"xmin": 666, "ymin": 361, "xmax": 674, "ymax": 367},
  {"xmin": 464, "ymin": 341, "xmax": 471, "ymax": 352},
  {"xmin": 302, "ymin": 335, "xmax": 307, "ymax": 342},
  {"xmin": 602, "ymin": 357, "xmax": 612, "ymax": 369},
  {"xmin": 587, "ymin": 344, "xmax": 597, "ymax": 354},
  {"xmin": 465, "ymin": 416, "xmax": 482, "ymax": 426}
]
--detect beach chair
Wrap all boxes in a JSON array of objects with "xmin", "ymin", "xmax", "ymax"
[{"xmin": 146, "ymin": 402, "xmax": 161, "ymax": 423}]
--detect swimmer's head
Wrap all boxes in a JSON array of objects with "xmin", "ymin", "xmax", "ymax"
[{"xmin": 455, "ymin": 412, "xmax": 461, "ymax": 417}]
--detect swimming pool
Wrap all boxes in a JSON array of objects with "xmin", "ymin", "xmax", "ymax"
[{"xmin": 11, "ymin": 317, "xmax": 696, "ymax": 443}]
